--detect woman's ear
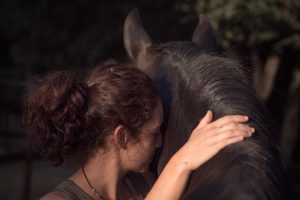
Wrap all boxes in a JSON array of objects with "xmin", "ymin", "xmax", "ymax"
[{"xmin": 113, "ymin": 125, "xmax": 129, "ymax": 149}]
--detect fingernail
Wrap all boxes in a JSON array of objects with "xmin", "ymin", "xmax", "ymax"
[
  {"xmin": 244, "ymin": 116, "xmax": 249, "ymax": 120},
  {"xmin": 251, "ymin": 128, "xmax": 255, "ymax": 133}
]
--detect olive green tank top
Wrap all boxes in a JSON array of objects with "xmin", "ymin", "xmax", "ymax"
[
  {"xmin": 54, "ymin": 172, "xmax": 151, "ymax": 200},
  {"xmin": 54, "ymin": 180, "xmax": 94, "ymax": 200}
]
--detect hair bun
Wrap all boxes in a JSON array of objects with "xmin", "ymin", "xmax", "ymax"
[{"xmin": 24, "ymin": 71, "xmax": 89, "ymax": 165}]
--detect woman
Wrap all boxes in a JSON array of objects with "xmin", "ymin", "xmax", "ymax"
[{"xmin": 24, "ymin": 61, "xmax": 254, "ymax": 200}]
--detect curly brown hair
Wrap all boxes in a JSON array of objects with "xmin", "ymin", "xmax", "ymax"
[{"xmin": 23, "ymin": 61, "xmax": 160, "ymax": 166}]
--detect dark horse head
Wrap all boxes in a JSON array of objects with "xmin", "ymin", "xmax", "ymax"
[{"xmin": 124, "ymin": 9, "xmax": 295, "ymax": 200}]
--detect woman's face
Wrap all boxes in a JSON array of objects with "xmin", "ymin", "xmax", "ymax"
[{"xmin": 126, "ymin": 101, "xmax": 163, "ymax": 173}]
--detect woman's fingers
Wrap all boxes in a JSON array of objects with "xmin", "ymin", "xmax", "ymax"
[
  {"xmin": 182, "ymin": 112, "xmax": 256, "ymax": 171},
  {"xmin": 219, "ymin": 123, "xmax": 255, "ymax": 133},
  {"xmin": 195, "ymin": 110, "xmax": 213, "ymax": 130},
  {"xmin": 212, "ymin": 115, "xmax": 249, "ymax": 128},
  {"xmin": 216, "ymin": 136, "xmax": 245, "ymax": 150},
  {"xmin": 190, "ymin": 111, "xmax": 213, "ymax": 138},
  {"xmin": 207, "ymin": 129, "xmax": 253, "ymax": 145},
  {"xmin": 194, "ymin": 113, "xmax": 249, "ymax": 135},
  {"xmin": 202, "ymin": 123, "xmax": 255, "ymax": 142}
]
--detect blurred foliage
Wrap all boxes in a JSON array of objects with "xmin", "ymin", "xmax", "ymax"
[
  {"xmin": 1, "ymin": 0, "xmax": 299, "ymax": 77},
  {"xmin": 0, "ymin": 0, "xmax": 299, "ymax": 179},
  {"xmin": 1, "ymin": 0, "xmax": 299, "ymax": 126},
  {"xmin": 186, "ymin": 0, "xmax": 300, "ymax": 50},
  {"xmin": 1, "ymin": 0, "xmax": 131, "ymax": 78},
  {"xmin": 0, "ymin": 0, "xmax": 198, "ymax": 109},
  {"xmin": 0, "ymin": 0, "xmax": 194, "ymax": 80}
]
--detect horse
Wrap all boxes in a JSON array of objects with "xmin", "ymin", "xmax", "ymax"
[{"xmin": 123, "ymin": 9, "xmax": 296, "ymax": 200}]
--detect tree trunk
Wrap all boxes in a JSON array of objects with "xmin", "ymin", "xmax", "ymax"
[{"xmin": 280, "ymin": 68, "xmax": 300, "ymax": 159}]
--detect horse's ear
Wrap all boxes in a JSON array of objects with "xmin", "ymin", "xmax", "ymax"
[
  {"xmin": 124, "ymin": 8, "xmax": 153, "ymax": 63},
  {"xmin": 192, "ymin": 14, "xmax": 217, "ymax": 50}
]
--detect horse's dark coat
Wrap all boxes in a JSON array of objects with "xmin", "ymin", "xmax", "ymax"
[{"xmin": 124, "ymin": 9, "xmax": 296, "ymax": 200}]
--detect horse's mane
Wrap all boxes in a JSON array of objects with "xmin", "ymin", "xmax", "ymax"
[
  {"xmin": 123, "ymin": 9, "xmax": 296, "ymax": 199},
  {"xmin": 155, "ymin": 41, "xmax": 292, "ymax": 200}
]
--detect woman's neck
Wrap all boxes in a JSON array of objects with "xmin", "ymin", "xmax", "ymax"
[{"xmin": 70, "ymin": 150, "xmax": 128, "ymax": 200}]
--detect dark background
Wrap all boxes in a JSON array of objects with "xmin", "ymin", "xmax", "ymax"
[{"xmin": 1, "ymin": 0, "xmax": 299, "ymax": 199}]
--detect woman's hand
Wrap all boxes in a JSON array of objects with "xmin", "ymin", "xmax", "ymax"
[
  {"xmin": 146, "ymin": 111, "xmax": 254, "ymax": 200},
  {"xmin": 173, "ymin": 110, "xmax": 254, "ymax": 172}
]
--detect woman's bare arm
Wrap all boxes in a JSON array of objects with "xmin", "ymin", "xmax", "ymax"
[{"xmin": 145, "ymin": 111, "xmax": 254, "ymax": 200}]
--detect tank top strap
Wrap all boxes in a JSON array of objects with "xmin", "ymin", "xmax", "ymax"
[{"xmin": 54, "ymin": 180, "xmax": 94, "ymax": 200}]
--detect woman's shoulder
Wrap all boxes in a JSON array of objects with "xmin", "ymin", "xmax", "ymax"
[
  {"xmin": 41, "ymin": 180, "xmax": 93, "ymax": 200},
  {"xmin": 40, "ymin": 191, "xmax": 73, "ymax": 200}
]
